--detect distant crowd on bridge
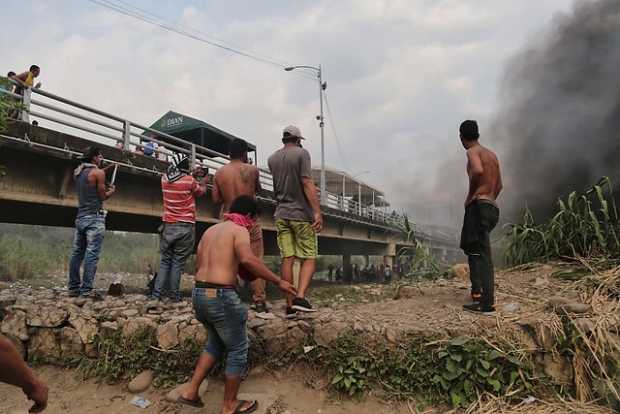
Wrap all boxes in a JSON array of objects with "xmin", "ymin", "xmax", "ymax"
[{"xmin": 1, "ymin": 64, "xmax": 503, "ymax": 414}]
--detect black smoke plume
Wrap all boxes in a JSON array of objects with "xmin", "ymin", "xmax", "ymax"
[{"xmin": 494, "ymin": 0, "xmax": 620, "ymax": 221}]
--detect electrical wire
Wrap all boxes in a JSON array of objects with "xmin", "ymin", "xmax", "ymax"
[
  {"xmin": 85, "ymin": 0, "xmax": 316, "ymax": 80},
  {"xmin": 324, "ymin": 91, "xmax": 349, "ymax": 171}
]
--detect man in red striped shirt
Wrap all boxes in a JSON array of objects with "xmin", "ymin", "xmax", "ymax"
[{"xmin": 151, "ymin": 153, "xmax": 207, "ymax": 302}]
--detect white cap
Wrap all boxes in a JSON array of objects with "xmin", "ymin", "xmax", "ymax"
[{"xmin": 282, "ymin": 125, "xmax": 305, "ymax": 140}]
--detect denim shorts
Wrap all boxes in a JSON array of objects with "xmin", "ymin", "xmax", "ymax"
[{"xmin": 192, "ymin": 286, "xmax": 248, "ymax": 376}]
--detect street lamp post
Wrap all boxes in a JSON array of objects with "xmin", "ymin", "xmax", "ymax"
[{"xmin": 284, "ymin": 64, "xmax": 327, "ymax": 204}]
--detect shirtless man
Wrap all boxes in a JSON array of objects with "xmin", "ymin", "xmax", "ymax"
[
  {"xmin": 458, "ymin": 120, "xmax": 503, "ymax": 313},
  {"xmin": 179, "ymin": 195, "xmax": 296, "ymax": 414},
  {"xmin": 212, "ymin": 138, "xmax": 268, "ymax": 312}
]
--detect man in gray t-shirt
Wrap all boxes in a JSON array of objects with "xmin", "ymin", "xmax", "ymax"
[{"xmin": 268, "ymin": 125, "xmax": 322, "ymax": 317}]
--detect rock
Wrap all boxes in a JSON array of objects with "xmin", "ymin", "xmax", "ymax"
[
  {"xmin": 256, "ymin": 312, "xmax": 277, "ymax": 320},
  {"xmin": 450, "ymin": 263, "xmax": 470, "ymax": 282},
  {"xmin": 0, "ymin": 281, "xmax": 10, "ymax": 290},
  {"xmin": 248, "ymin": 318, "xmax": 268, "ymax": 330},
  {"xmin": 517, "ymin": 319, "xmax": 556, "ymax": 351},
  {"xmin": 256, "ymin": 320, "xmax": 288, "ymax": 338},
  {"xmin": 121, "ymin": 317, "xmax": 157, "ymax": 338},
  {"xmin": 100, "ymin": 321, "xmax": 119, "ymax": 336},
  {"xmin": 314, "ymin": 321, "xmax": 348, "ymax": 347},
  {"xmin": 128, "ymin": 370, "xmax": 154, "ymax": 393},
  {"xmin": 84, "ymin": 343, "xmax": 98, "ymax": 358},
  {"xmin": 29, "ymin": 329, "xmax": 61, "ymax": 360},
  {"xmin": 27, "ymin": 305, "xmax": 68, "ymax": 328},
  {"xmin": 545, "ymin": 296, "xmax": 571, "ymax": 311},
  {"xmin": 542, "ymin": 354, "xmax": 573, "ymax": 384},
  {"xmin": 1, "ymin": 310, "xmax": 29, "ymax": 340},
  {"xmin": 297, "ymin": 320, "xmax": 312, "ymax": 334},
  {"xmin": 69, "ymin": 314, "xmax": 98, "ymax": 344},
  {"xmin": 558, "ymin": 303, "xmax": 591, "ymax": 314},
  {"xmin": 60, "ymin": 327, "xmax": 84, "ymax": 358},
  {"xmin": 166, "ymin": 380, "xmax": 209, "ymax": 402},
  {"xmin": 265, "ymin": 326, "xmax": 306, "ymax": 354},
  {"xmin": 502, "ymin": 303, "xmax": 521, "ymax": 313},
  {"xmin": 157, "ymin": 321, "xmax": 179, "ymax": 350},
  {"xmin": 393, "ymin": 285, "xmax": 418, "ymax": 300},
  {"xmin": 122, "ymin": 309, "xmax": 139, "ymax": 317},
  {"xmin": 385, "ymin": 328, "xmax": 398, "ymax": 344},
  {"xmin": 0, "ymin": 292, "xmax": 17, "ymax": 309},
  {"xmin": 73, "ymin": 297, "xmax": 88, "ymax": 307},
  {"xmin": 178, "ymin": 323, "xmax": 207, "ymax": 345}
]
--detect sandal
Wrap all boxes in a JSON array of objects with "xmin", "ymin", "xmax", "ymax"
[
  {"xmin": 178, "ymin": 396, "xmax": 205, "ymax": 408},
  {"xmin": 234, "ymin": 399, "xmax": 258, "ymax": 413}
]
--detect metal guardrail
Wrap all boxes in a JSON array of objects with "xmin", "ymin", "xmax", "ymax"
[{"xmin": 1, "ymin": 81, "xmax": 409, "ymax": 229}]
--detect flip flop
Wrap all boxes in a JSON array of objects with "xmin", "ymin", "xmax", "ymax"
[
  {"xmin": 234, "ymin": 399, "xmax": 258, "ymax": 413},
  {"xmin": 178, "ymin": 396, "xmax": 205, "ymax": 408}
]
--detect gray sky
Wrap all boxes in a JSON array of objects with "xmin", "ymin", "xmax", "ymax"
[{"xmin": 1, "ymin": 0, "xmax": 575, "ymax": 224}]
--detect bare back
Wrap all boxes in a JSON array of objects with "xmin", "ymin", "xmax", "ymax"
[
  {"xmin": 195, "ymin": 221, "xmax": 249, "ymax": 285},
  {"xmin": 466, "ymin": 144, "xmax": 502, "ymax": 205},
  {"xmin": 213, "ymin": 161, "xmax": 260, "ymax": 214}
]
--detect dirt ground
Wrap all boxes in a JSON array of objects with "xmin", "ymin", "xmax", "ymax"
[
  {"xmin": 0, "ymin": 262, "xmax": 598, "ymax": 414},
  {"xmin": 0, "ymin": 365, "xmax": 411, "ymax": 414}
]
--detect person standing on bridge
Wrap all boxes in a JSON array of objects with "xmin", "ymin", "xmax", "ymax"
[
  {"xmin": 67, "ymin": 146, "xmax": 115, "ymax": 299},
  {"xmin": 212, "ymin": 138, "xmax": 268, "ymax": 313},
  {"xmin": 151, "ymin": 153, "xmax": 207, "ymax": 302},
  {"xmin": 268, "ymin": 125, "xmax": 322, "ymax": 317},
  {"xmin": 10, "ymin": 65, "xmax": 41, "ymax": 93},
  {"xmin": 459, "ymin": 120, "xmax": 502, "ymax": 314}
]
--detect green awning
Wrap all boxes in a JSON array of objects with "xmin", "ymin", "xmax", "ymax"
[{"xmin": 148, "ymin": 111, "xmax": 256, "ymax": 157}]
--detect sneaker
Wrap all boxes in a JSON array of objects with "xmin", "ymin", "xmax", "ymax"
[
  {"xmin": 463, "ymin": 303, "xmax": 495, "ymax": 314},
  {"xmin": 81, "ymin": 290, "xmax": 104, "ymax": 301},
  {"xmin": 291, "ymin": 297, "xmax": 317, "ymax": 313},
  {"xmin": 285, "ymin": 307, "xmax": 298, "ymax": 319},
  {"xmin": 68, "ymin": 290, "xmax": 80, "ymax": 298},
  {"xmin": 255, "ymin": 302, "xmax": 267, "ymax": 313}
]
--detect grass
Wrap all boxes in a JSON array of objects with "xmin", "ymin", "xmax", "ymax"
[{"xmin": 0, "ymin": 224, "xmax": 160, "ymax": 281}]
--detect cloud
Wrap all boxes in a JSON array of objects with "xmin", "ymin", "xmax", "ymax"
[{"xmin": 1, "ymin": 0, "xmax": 574, "ymax": 226}]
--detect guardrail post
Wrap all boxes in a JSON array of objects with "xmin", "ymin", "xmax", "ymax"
[
  {"xmin": 21, "ymin": 88, "xmax": 31, "ymax": 123},
  {"xmin": 122, "ymin": 120, "xmax": 131, "ymax": 151},
  {"xmin": 190, "ymin": 144, "xmax": 197, "ymax": 170}
]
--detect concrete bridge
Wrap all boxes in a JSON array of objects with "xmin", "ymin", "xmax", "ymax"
[{"xmin": 0, "ymin": 85, "xmax": 461, "ymax": 268}]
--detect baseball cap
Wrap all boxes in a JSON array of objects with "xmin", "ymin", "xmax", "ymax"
[{"xmin": 282, "ymin": 125, "xmax": 305, "ymax": 140}]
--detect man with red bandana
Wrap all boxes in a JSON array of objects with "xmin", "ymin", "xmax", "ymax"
[{"xmin": 179, "ymin": 195, "xmax": 295, "ymax": 414}]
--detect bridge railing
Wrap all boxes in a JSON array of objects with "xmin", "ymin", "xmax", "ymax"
[{"xmin": 1, "ymin": 82, "xmax": 407, "ymax": 228}]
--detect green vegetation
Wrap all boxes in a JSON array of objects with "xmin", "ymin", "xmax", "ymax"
[
  {"xmin": 78, "ymin": 329, "xmax": 202, "ymax": 388},
  {"xmin": 396, "ymin": 214, "xmax": 445, "ymax": 280},
  {"xmin": 0, "ymin": 224, "xmax": 160, "ymax": 281},
  {"xmin": 505, "ymin": 177, "xmax": 620, "ymax": 266},
  {"xmin": 308, "ymin": 333, "xmax": 533, "ymax": 408},
  {"xmin": 0, "ymin": 76, "xmax": 18, "ymax": 131}
]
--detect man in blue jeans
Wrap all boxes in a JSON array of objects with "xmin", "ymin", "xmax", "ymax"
[
  {"xmin": 67, "ymin": 147, "xmax": 115, "ymax": 299},
  {"xmin": 179, "ymin": 196, "xmax": 296, "ymax": 414},
  {"xmin": 151, "ymin": 153, "xmax": 207, "ymax": 302}
]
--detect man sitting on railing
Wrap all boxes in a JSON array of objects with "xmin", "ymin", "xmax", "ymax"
[
  {"xmin": 10, "ymin": 65, "xmax": 41, "ymax": 95},
  {"xmin": 150, "ymin": 153, "xmax": 207, "ymax": 302}
]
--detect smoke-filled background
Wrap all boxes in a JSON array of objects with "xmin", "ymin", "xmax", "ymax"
[{"xmin": 494, "ymin": 0, "xmax": 620, "ymax": 222}]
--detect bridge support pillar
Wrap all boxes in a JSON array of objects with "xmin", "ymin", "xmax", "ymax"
[
  {"xmin": 383, "ymin": 242, "xmax": 396, "ymax": 268},
  {"xmin": 343, "ymin": 254, "xmax": 352, "ymax": 282}
]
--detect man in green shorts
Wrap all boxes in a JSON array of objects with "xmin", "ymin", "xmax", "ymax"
[{"xmin": 268, "ymin": 125, "xmax": 323, "ymax": 317}]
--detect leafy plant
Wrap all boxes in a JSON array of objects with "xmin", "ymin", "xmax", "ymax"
[
  {"xmin": 396, "ymin": 213, "xmax": 443, "ymax": 279},
  {"xmin": 505, "ymin": 177, "xmax": 620, "ymax": 266},
  {"xmin": 431, "ymin": 336, "xmax": 530, "ymax": 407},
  {"xmin": 331, "ymin": 356, "xmax": 371, "ymax": 396}
]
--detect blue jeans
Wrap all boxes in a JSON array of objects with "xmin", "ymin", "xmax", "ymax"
[
  {"xmin": 153, "ymin": 222, "xmax": 194, "ymax": 300},
  {"xmin": 192, "ymin": 287, "xmax": 248, "ymax": 377},
  {"xmin": 68, "ymin": 215, "xmax": 105, "ymax": 295}
]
